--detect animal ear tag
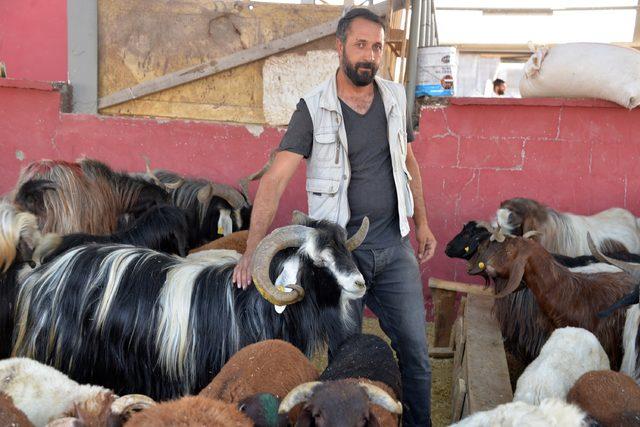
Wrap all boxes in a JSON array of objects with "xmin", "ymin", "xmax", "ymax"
[
  {"xmin": 464, "ymin": 246, "xmax": 470, "ymax": 253},
  {"xmin": 217, "ymin": 211, "xmax": 233, "ymax": 236},
  {"xmin": 274, "ymin": 286, "xmax": 293, "ymax": 314},
  {"xmin": 478, "ymin": 262, "xmax": 485, "ymax": 270}
]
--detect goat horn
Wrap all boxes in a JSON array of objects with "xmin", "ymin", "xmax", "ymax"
[
  {"xmin": 45, "ymin": 417, "xmax": 82, "ymax": 427},
  {"xmin": 252, "ymin": 225, "xmax": 310, "ymax": 305},
  {"xmin": 587, "ymin": 233, "xmax": 640, "ymax": 280},
  {"xmin": 291, "ymin": 210, "xmax": 311, "ymax": 225},
  {"xmin": 111, "ymin": 394, "xmax": 156, "ymax": 417},
  {"xmin": 278, "ymin": 381, "xmax": 322, "ymax": 414},
  {"xmin": 359, "ymin": 383, "xmax": 403, "ymax": 414},
  {"xmin": 522, "ymin": 230, "xmax": 541, "ymax": 239},
  {"xmin": 346, "ymin": 217, "xmax": 370, "ymax": 252},
  {"xmin": 197, "ymin": 183, "xmax": 248, "ymax": 211},
  {"xmin": 239, "ymin": 149, "xmax": 277, "ymax": 202}
]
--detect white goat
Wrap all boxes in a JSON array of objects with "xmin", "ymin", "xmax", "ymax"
[{"xmin": 621, "ymin": 304, "xmax": 640, "ymax": 383}]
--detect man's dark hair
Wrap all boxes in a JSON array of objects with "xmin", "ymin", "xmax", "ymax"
[
  {"xmin": 336, "ymin": 8, "xmax": 384, "ymax": 43},
  {"xmin": 493, "ymin": 78, "xmax": 505, "ymax": 87}
]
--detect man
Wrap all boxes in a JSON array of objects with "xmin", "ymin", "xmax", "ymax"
[
  {"xmin": 493, "ymin": 78, "xmax": 506, "ymax": 96},
  {"xmin": 233, "ymin": 8, "xmax": 436, "ymax": 426}
]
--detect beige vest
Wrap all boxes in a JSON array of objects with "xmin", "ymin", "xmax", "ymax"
[{"xmin": 302, "ymin": 74, "xmax": 414, "ymax": 237}]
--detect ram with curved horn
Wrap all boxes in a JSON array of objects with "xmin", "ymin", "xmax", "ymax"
[{"xmin": 7, "ymin": 214, "xmax": 368, "ymax": 400}]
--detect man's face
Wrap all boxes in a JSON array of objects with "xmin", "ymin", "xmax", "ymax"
[
  {"xmin": 337, "ymin": 17, "xmax": 384, "ymax": 87},
  {"xmin": 494, "ymin": 83, "xmax": 506, "ymax": 95}
]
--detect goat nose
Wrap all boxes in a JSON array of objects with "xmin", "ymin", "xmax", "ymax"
[{"xmin": 355, "ymin": 280, "xmax": 366, "ymax": 289}]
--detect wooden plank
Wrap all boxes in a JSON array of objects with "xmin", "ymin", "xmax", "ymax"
[
  {"xmin": 429, "ymin": 277, "xmax": 494, "ymax": 297},
  {"xmin": 428, "ymin": 346, "xmax": 454, "ymax": 359},
  {"xmin": 465, "ymin": 295, "xmax": 513, "ymax": 413},
  {"xmin": 98, "ymin": 1, "xmax": 398, "ymax": 109},
  {"xmin": 432, "ymin": 287, "xmax": 457, "ymax": 348}
]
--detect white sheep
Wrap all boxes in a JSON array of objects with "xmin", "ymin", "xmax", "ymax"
[
  {"xmin": 513, "ymin": 327, "xmax": 610, "ymax": 405},
  {"xmin": 451, "ymin": 398, "xmax": 589, "ymax": 427}
]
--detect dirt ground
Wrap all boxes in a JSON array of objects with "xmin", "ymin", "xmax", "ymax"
[{"xmin": 311, "ymin": 318, "xmax": 453, "ymax": 427}]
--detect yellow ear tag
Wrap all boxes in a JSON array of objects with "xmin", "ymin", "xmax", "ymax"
[
  {"xmin": 464, "ymin": 246, "xmax": 470, "ymax": 253},
  {"xmin": 276, "ymin": 285, "xmax": 286, "ymax": 292},
  {"xmin": 217, "ymin": 226, "xmax": 225, "ymax": 235},
  {"xmin": 478, "ymin": 262, "xmax": 485, "ymax": 270}
]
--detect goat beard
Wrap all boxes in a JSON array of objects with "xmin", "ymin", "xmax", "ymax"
[{"xmin": 342, "ymin": 51, "xmax": 378, "ymax": 87}]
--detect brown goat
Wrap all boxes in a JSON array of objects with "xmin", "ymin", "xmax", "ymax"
[
  {"xmin": 199, "ymin": 339, "xmax": 319, "ymax": 402},
  {"xmin": 567, "ymin": 370, "xmax": 640, "ymax": 426},
  {"xmin": 0, "ymin": 392, "xmax": 33, "ymax": 427},
  {"xmin": 124, "ymin": 396, "xmax": 252, "ymax": 427},
  {"xmin": 468, "ymin": 233, "xmax": 636, "ymax": 368},
  {"xmin": 189, "ymin": 230, "xmax": 249, "ymax": 255}
]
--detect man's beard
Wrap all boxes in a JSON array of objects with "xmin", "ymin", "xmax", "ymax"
[
  {"xmin": 342, "ymin": 51, "xmax": 378, "ymax": 87},
  {"xmin": 496, "ymin": 88, "xmax": 505, "ymax": 95}
]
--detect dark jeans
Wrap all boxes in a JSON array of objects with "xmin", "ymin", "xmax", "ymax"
[{"xmin": 352, "ymin": 238, "xmax": 432, "ymax": 427}]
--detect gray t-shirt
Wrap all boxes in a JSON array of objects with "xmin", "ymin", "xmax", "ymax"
[{"xmin": 279, "ymin": 84, "xmax": 415, "ymax": 249}]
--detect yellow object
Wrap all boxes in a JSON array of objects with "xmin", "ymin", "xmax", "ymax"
[
  {"xmin": 464, "ymin": 246, "xmax": 470, "ymax": 253},
  {"xmin": 217, "ymin": 226, "xmax": 224, "ymax": 235},
  {"xmin": 478, "ymin": 262, "xmax": 485, "ymax": 270},
  {"xmin": 277, "ymin": 285, "xmax": 285, "ymax": 292}
]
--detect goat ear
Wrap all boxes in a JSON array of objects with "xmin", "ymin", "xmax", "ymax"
[
  {"xmin": 294, "ymin": 407, "xmax": 314, "ymax": 427},
  {"xmin": 366, "ymin": 409, "xmax": 382, "ymax": 427},
  {"xmin": 493, "ymin": 256, "xmax": 526, "ymax": 299}
]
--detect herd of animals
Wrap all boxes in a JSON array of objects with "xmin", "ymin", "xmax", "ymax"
[
  {"xmin": 445, "ymin": 198, "xmax": 640, "ymax": 426},
  {"xmin": 0, "ymin": 156, "xmax": 638, "ymax": 426}
]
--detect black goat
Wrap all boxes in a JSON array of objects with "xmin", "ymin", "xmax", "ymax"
[
  {"xmin": 34, "ymin": 204, "xmax": 190, "ymax": 263},
  {"xmin": 8, "ymin": 213, "xmax": 369, "ymax": 400}
]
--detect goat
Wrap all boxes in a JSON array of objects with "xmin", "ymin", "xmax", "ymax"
[
  {"xmin": 12, "ymin": 158, "xmax": 169, "ymax": 235},
  {"xmin": 567, "ymin": 370, "xmax": 640, "ymax": 426},
  {"xmin": 451, "ymin": 398, "xmax": 589, "ymax": 427},
  {"xmin": 8, "ymin": 212, "xmax": 370, "ymax": 400},
  {"xmin": 467, "ymin": 231, "xmax": 636, "ymax": 369},
  {"xmin": 513, "ymin": 327, "xmax": 610, "ymax": 405},
  {"xmin": 33, "ymin": 204, "xmax": 190, "ymax": 262},
  {"xmin": 495, "ymin": 197, "xmax": 640, "ymax": 257},
  {"xmin": 199, "ymin": 339, "xmax": 318, "ymax": 403},
  {"xmin": 0, "ymin": 358, "xmax": 153, "ymax": 427},
  {"xmin": 279, "ymin": 334, "xmax": 403, "ymax": 427},
  {"xmin": 0, "ymin": 392, "xmax": 33, "ymax": 427},
  {"xmin": 189, "ymin": 230, "xmax": 248, "ymax": 255}
]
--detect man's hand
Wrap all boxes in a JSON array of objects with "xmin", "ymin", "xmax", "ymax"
[
  {"xmin": 416, "ymin": 223, "xmax": 437, "ymax": 263},
  {"xmin": 233, "ymin": 250, "xmax": 255, "ymax": 290}
]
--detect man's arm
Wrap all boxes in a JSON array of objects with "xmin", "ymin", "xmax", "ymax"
[
  {"xmin": 406, "ymin": 144, "xmax": 437, "ymax": 262},
  {"xmin": 232, "ymin": 150, "xmax": 303, "ymax": 288}
]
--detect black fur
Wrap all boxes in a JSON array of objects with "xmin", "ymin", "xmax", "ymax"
[{"xmin": 598, "ymin": 285, "xmax": 640, "ymax": 318}]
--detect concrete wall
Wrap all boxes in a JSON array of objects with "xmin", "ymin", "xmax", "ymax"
[
  {"xmin": 0, "ymin": 0, "xmax": 67, "ymax": 81},
  {"xmin": 3, "ymin": 80, "xmax": 639, "ymax": 319}
]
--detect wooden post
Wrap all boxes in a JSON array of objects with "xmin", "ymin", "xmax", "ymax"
[{"xmin": 432, "ymin": 287, "xmax": 457, "ymax": 347}]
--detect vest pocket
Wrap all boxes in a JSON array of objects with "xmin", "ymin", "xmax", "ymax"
[
  {"xmin": 306, "ymin": 177, "xmax": 341, "ymax": 221},
  {"xmin": 313, "ymin": 128, "xmax": 339, "ymax": 162}
]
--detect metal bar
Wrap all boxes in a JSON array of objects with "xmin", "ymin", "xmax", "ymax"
[
  {"xmin": 436, "ymin": 6, "xmax": 639, "ymax": 12},
  {"xmin": 405, "ymin": 0, "xmax": 421, "ymax": 122},
  {"xmin": 634, "ymin": 0, "xmax": 640, "ymax": 44},
  {"xmin": 68, "ymin": 0, "xmax": 98, "ymax": 113},
  {"xmin": 419, "ymin": 0, "xmax": 427, "ymax": 46}
]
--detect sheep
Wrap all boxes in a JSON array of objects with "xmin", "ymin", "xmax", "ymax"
[
  {"xmin": 8, "ymin": 212, "xmax": 370, "ymax": 400},
  {"xmin": 0, "ymin": 392, "xmax": 33, "ymax": 427},
  {"xmin": 278, "ymin": 334, "xmax": 403, "ymax": 427},
  {"xmin": 450, "ymin": 398, "xmax": 589, "ymax": 427},
  {"xmin": 513, "ymin": 327, "xmax": 610, "ymax": 405},
  {"xmin": 467, "ymin": 230, "xmax": 636, "ymax": 369},
  {"xmin": 199, "ymin": 339, "xmax": 319, "ymax": 403},
  {"xmin": 495, "ymin": 197, "xmax": 640, "ymax": 257},
  {"xmin": 189, "ymin": 230, "xmax": 248, "ymax": 255},
  {"xmin": 12, "ymin": 158, "xmax": 169, "ymax": 235},
  {"xmin": 0, "ymin": 358, "xmax": 153, "ymax": 427},
  {"xmin": 567, "ymin": 370, "xmax": 640, "ymax": 426},
  {"xmin": 33, "ymin": 204, "xmax": 190, "ymax": 263}
]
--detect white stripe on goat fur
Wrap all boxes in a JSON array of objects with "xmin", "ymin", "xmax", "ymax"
[
  {"xmin": 513, "ymin": 327, "xmax": 610, "ymax": 405},
  {"xmin": 568, "ymin": 263, "xmax": 622, "ymax": 274},
  {"xmin": 451, "ymin": 398, "xmax": 589, "ymax": 427},
  {"xmin": 621, "ymin": 304, "xmax": 640, "ymax": 382},
  {"xmin": 0, "ymin": 202, "xmax": 40, "ymax": 272}
]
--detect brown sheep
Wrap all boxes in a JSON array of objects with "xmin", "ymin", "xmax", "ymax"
[
  {"xmin": 0, "ymin": 392, "xmax": 33, "ymax": 427},
  {"xmin": 567, "ymin": 370, "xmax": 640, "ymax": 426},
  {"xmin": 199, "ymin": 339, "xmax": 319, "ymax": 402},
  {"xmin": 124, "ymin": 396, "xmax": 252, "ymax": 427},
  {"xmin": 189, "ymin": 230, "xmax": 249, "ymax": 255}
]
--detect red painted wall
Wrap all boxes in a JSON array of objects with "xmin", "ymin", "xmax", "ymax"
[
  {"xmin": 0, "ymin": 0, "xmax": 67, "ymax": 81},
  {"xmin": 2, "ymin": 81, "xmax": 640, "ymax": 318}
]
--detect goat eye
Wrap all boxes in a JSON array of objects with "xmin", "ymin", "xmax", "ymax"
[{"xmin": 238, "ymin": 404, "xmax": 246, "ymax": 412}]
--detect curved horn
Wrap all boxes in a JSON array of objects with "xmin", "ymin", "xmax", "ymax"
[
  {"xmin": 199, "ymin": 182, "xmax": 248, "ymax": 210},
  {"xmin": 239, "ymin": 149, "xmax": 277, "ymax": 202},
  {"xmin": 291, "ymin": 210, "xmax": 311, "ymax": 225},
  {"xmin": 278, "ymin": 381, "xmax": 321, "ymax": 414},
  {"xmin": 252, "ymin": 225, "xmax": 311, "ymax": 305},
  {"xmin": 359, "ymin": 383, "xmax": 403, "ymax": 414},
  {"xmin": 111, "ymin": 394, "xmax": 156, "ymax": 417},
  {"xmin": 346, "ymin": 217, "xmax": 370, "ymax": 252},
  {"xmin": 523, "ymin": 230, "xmax": 542, "ymax": 240},
  {"xmin": 588, "ymin": 232, "xmax": 640, "ymax": 281},
  {"xmin": 492, "ymin": 257, "xmax": 526, "ymax": 299}
]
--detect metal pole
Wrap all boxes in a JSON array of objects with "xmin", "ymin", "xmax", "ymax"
[
  {"xmin": 405, "ymin": 0, "xmax": 422, "ymax": 123},
  {"xmin": 425, "ymin": 0, "xmax": 432, "ymax": 46},
  {"xmin": 419, "ymin": 0, "xmax": 427, "ymax": 46}
]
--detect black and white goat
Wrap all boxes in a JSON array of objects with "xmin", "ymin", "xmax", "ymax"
[
  {"xmin": 494, "ymin": 197, "xmax": 640, "ymax": 257},
  {"xmin": 8, "ymin": 212, "xmax": 369, "ymax": 400}
]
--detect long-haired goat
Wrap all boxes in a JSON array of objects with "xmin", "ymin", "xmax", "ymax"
[
  {"xmin": 7, "ymin": 212, "xmax": 369, "ymax": 400},
  {"xmin": 34, "ymin": 204, "xmax": 190, "ymax": 262},
  {"xmin": 467, "ymin": 230, "xmax": 637, "ymax": 369},
  {"xmin": 495, "ymin": 197, "xmax": 640, "ymax": 256},
  {"xmin": 12, "ymin": 158, "xmax": 169, "ymax": 235}
]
